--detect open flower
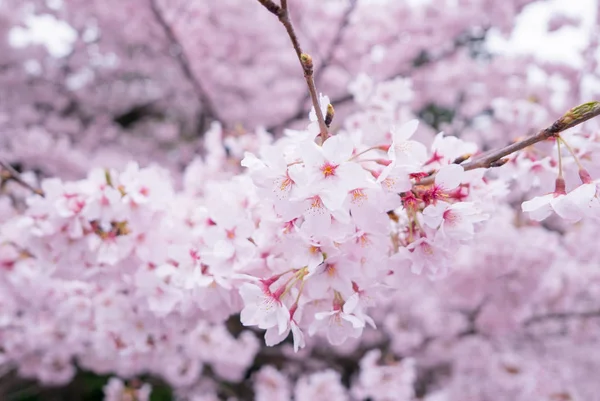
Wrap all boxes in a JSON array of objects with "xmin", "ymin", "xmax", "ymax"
[
  {"xmin": 239, "ymin": 282, "xmax": 289, "ymax": 334},
  {"xmin": 309, "ymin": 293, "xmax": 366, "ymax": 345}
]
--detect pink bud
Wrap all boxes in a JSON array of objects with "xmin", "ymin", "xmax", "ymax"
[{"xmin": 579, "ymin": 168, "xmax": 593, "ymax": 184}]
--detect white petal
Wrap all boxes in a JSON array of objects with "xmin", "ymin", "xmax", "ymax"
[
  {"xmin": 393, "ymin": 120, "xmax": 419, "ymax": 142},
  {"xmin": 435, "ymin": 164, "xmax": 464, "ymax": 190}
]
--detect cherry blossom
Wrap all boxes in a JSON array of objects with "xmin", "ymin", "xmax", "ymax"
[{"xmin": 1, "ymin": 0, "xmax": 600, "ymax": 399}]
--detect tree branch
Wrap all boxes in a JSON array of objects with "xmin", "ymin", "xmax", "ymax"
[
  {"xmin": 267, "ymin": 32, "xmax": 467, "ymax": 132},
  {"xmin": 0, "ymin": 161, "xmax": 44, "ymax": 197},
  {"xmin": 524, "ymin": 309, "xmax": 600, "ymax": 327},
  {"xmin": 256, "ymin": 0, "xmax": 329, "ymax": 140},
  {"xmin": 418, "ymin": 101, "xmax": 600, "ymax": 185},
  {"xmin": 148, "ymin": 0, "xmax": 221, "ymax": 127},
  {"xmin": 281, "ymin": 0, "xmax": 357, "ymax": 132},
  {"xmin": 315, "ymin": 0, "xmax": 357, "ymax": 83}
]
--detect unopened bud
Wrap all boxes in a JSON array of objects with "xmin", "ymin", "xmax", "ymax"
[
  {"xmin": 490, "ymin": 158, "xmax": 509, "ymax": 168},
  {"xmin": 300, "ymin": 53, "xmax": 313, "ymax": 74},
  {"xmin": 104, "ymin": 169, "xmax": 113, "ymax": 187},
  {"xmin": 452, "ymin": 154, "xmax": 472, "ymax": 164},
  {"xmin": 554, "ymin": 101, "xmax": 600, "ymax": 132},
  {"xmin": 387, "ymin": 210, "xmax": 399, "ymax": 222},
  {"xmin": 325, "ymin": 103, "xmax": 335, "ymax": 127}
]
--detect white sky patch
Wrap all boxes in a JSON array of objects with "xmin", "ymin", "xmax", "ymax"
[
  {"xmin": 8, "ymin": 13, "xmax": 76, "ymax": 58},
  {"xmin": 487, "ymin": 0, "xmax": 598, "ymax": 68}
]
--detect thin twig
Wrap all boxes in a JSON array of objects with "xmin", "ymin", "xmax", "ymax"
[
  {"xmin": 285, "ymin": 0, "xmax": 357, "ymax": 124},
  {"xmin": 524, "ymin": 309, "xmax": 600, "ymax": 327},
  {"xmin": 267, "ymin": 34, "xmax": 464, "ymax": 132},
  {"xmin": 417, "ymin": 101, "xmax": 600, "ymax": 186},
  {"xmin": 256, "ymin": 0, "xmax": 329, "ymax": 140},
  {"xmin": 316, "ymin": 0, "xmax": 357, "ymax": 83},
  {"xmin": 0, "ymin": 161, "xmax": 44, "ymax": 197},
  {"xmin": 148, "ymin": 0, "xmax": 221, "ymax": 127}
]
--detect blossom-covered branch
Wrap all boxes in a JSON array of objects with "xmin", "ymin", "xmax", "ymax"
[
  {"xmin": 419, "ymin": 101, "xmax": 600, "ymax": 185},
  {"xmin": 462, "ymin": 101, "xmax": 600, "ymax": 170}
]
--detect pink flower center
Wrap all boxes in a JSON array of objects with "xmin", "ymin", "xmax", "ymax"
[
  {"xmin": 309, "ymin": 196, "xmax": 324, "ymax": 210},
  {"xmin": 419, "ymin": 242, "xmax": 434, "ymax": 255},
  {"xmin": 325, "ymin": 263, "xmax": 337, "ymax": 277},
  {"xmin": 443, "ymin": 209, "xmax": 459, "ymax": 226},
  {"xmin": 309, "ymin": 245, "xmax": 320, "ymax": 254},
  {"xmin": 320, "ymin": 162, "xmax": 338, "ymax": 178}
]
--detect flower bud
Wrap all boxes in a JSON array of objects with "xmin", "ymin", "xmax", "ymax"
[
  {"xmin": 300, "ymin": 53, "xmax": 313, "ymax": 74},
  {"xmin": 490, "ymin": 158, "xmax": 509, "ymax": 168},
  {"xmin": 452, "ymin": 154, "xmax": 472, "ymax": 164},
  {"xmin": 325, "ymin": 104, "xmax": 335, "ymax": 127}
]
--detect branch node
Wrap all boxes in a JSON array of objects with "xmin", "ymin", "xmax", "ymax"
[
  {"xmin": 300, "ymin": 53, "xmax": 314, "ymax": 75},
  {"xmin": 256, "ymin": 0, "xmax": 281, "ymax": 15}
]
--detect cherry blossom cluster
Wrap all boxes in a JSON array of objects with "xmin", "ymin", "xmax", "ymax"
[{"xmin": 1, "ymin": 89, "xmax": 598, "ymax": 401}]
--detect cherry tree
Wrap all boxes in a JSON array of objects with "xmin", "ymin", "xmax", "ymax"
[{"xmin": 1, "ymin": 0, "xmax": 600, "ymax": 400}]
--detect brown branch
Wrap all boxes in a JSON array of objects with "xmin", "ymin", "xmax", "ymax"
[
  {"xmin": 148, "ymin": 0, "xmax": 221, "ymax": 126},
  {"xmin": 256, "ymin": 0, "xmax": 281, "ymax": 15},
  {"xmin": 267, "ymin": 32, "xmax": 468, "ymax": 133},
  {"xmin": 256, "ymin": 0, "xmax": 329, "ymax": 140},
  {"xmin": 283, "ymin": 0, "xmax": 357, "ymax": 126},
  {"xmin": 0, "ymin": 161, "xmax": 44, "ymax": 197},
  {"xmin": 417, "ymin": 101, "xmax": 600, "ymax": 186}
]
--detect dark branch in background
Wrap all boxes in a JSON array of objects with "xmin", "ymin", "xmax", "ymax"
[
  {"xmin": 0, "ymin": 160, "xmax": 45, "ymax": 197},
  {"xmin": 148, "ymin": 0, "xmax": 221, "ymax": 132},
  {"xmin": 417, "ymin": 101, "xmax": 600, "ymax": 186},
  {"xmin": 316, "ymin": 0, "xmax": 358, "ymax": 83},
  {"xmin": 524, "ymin": 309, "xmax": 600, "ymax": 327},
  {"xmin": 257, "ymin": 0, "xmax": 329, "ymax": 140}
]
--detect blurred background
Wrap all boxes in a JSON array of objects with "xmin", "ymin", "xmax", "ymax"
[{"xmin": 1, "ymin": 0, "xmax": 599, "ymax": 400}]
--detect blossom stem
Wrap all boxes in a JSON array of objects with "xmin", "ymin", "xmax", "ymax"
[
  {"xmin": 279, "ymin": 267, "xmax": 307, "ymax": 299},
  {"xmin": 294, "ymin": 279, "xmax": 306, "ymax": 305},
  {"xmin": 348, "ymin": 146, "xmax": 384, "ymax": 161},
  {"xmin": 558, "ymin": 135, "xmax": 585, "ymax": 171},
  {"xmin": 556, "ymin": 138, "xmax": 564, "ymax": 178},
  {"xmin": 355, "ymin": 158, "xmax": 390, "ymax": 165}
]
